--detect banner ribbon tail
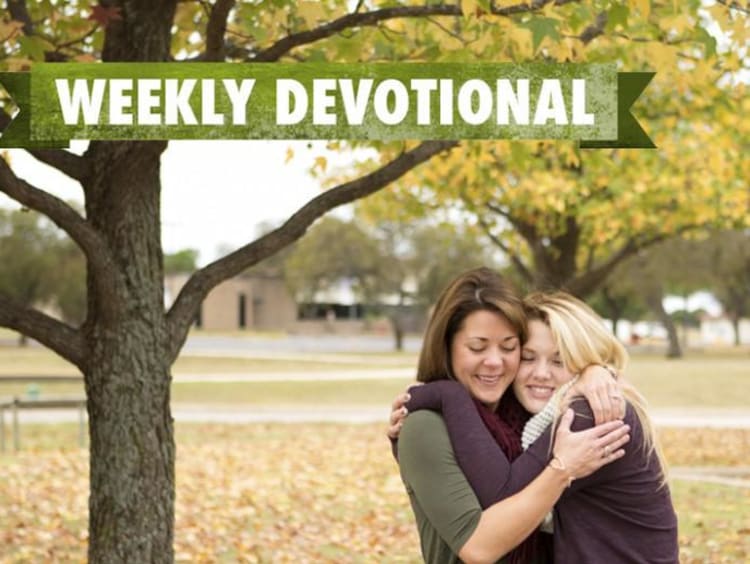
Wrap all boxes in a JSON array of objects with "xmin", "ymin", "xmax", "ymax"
[{"xmin": 581, "ymin": 72, "xmax": 656, "ymax": 149}]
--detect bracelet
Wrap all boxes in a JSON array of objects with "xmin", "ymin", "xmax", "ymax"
[
  {"xmin": 599, "ymin": 364, "xmax": 617, "ymax": 382},
  {"xmin": 548, "ymin": 455, "xmax": 574, "ymax": 488},
  {"xmin": 595, "ymin": 363, "xmax": 618, "ymax": 380}
]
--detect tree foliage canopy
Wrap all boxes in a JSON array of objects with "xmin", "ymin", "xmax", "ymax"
[
  {"xmin": 327, "ymin": 0, "xmax": 750, "ymax": 296},
  {"xmin": 284, "ymin": 215, "xmax": 493, "ymax": 306},
  {"xmin": 163, "ymin": 249, "xmax": 199, "ymax": 275},
  {"xmin": 0, "ymin": 207, "xmax": 85, "ymax": 325}
]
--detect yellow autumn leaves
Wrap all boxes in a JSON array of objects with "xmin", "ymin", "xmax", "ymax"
[{"xmin": 1, "ymin": 423, "xmax": 749, "ymax": 563}]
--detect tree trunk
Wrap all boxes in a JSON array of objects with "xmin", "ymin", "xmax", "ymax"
[
  {"xmin": 600, "ymin": 287, "xmax": 623, "ymax": 340},
  {"xmin": 680, "ymin": 295, "xmax": 690, "ymax": 348},
  {"xmin": 83, "ymin": 141, "xmax": 174, "ymax": 563},
  {"xmin": 391, "ymin": 314, "xmax": 404, "ymax": 351},
  {"xmin": 85, "ymin": 323, "xmax": 174, "ymax": 562},
  {"xmin": 645, "ymin": 288, "xmax": 682, "ymax": 358},
  {"xmin": 663, "ymin": 318, "xmax": 682, "ymax": 358},
  {"xmin": 731, "ymin": 314, "xmax": 741, "ymax": 347}
]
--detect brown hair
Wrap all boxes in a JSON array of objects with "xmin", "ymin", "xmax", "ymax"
[{"xmin": 416, "ymin": 267, "xmax": 526, "ymax": 383}]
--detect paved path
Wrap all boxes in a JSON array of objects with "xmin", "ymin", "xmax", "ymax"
[
  {"xmin": 179, "ymin": 348, "xmax": 413, "ymax": 365},
  {"xmin": 173, "ymin": 368, "xmax": 413, "ymax": 382},
  {"xmin": 649, "ymin": 408, "xmax": 750, "ymax": 429},
  {"xmin": 182, "ymin": 334, "xmax": 423, "ymax": 354},
  {"xmin": 670, "ymin": 466, "xmax": 750, "ymax": 489},
  {"xmin": 8, "ymin": 404, "xmax": 750, "ymax": 428}
]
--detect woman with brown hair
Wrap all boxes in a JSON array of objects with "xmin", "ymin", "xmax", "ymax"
[{"xmin": 395, "ymin": 267, "xmax": 630, "ymax": 563}]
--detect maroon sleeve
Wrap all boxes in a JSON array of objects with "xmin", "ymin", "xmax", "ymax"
[
  {"xmin": 561, "ymin": 398, "xmax": 642, "ymax": 493},
  {"xmin": 406, "ymin": 380, "xmax": 547, "ymax": 509}
]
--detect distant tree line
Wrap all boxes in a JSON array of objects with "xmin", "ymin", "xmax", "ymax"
[{"xmin": 2, "ymin": 208, "xmax": 748, "ymax": 355}]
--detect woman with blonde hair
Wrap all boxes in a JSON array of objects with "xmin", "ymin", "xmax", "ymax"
[{"xmin": 399, "ymin": 290, "xmax": 678, "ymax": 563}]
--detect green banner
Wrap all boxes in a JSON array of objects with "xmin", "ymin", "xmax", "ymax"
[
  {"xmin": 0, "ymin": 63, "xmax": 654, "ymax": 148},
  {"xmin": 580, "ymin": 72, "xmax": 656, "ymax": 149}
]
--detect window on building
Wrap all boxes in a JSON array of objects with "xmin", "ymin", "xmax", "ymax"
[{"xmin": 238, "ymin": 293, "xmax": 247, "ymax": 329}]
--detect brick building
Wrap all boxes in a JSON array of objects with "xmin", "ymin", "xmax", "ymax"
[{"xmin": 165, "ymin": 273, "xmax": 297, "ymax": 331}]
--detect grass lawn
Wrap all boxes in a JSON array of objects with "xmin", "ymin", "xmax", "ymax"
[
  {"xmin": 0, "ymin": 423, "xmax": 748, "ymax": 563},
  {"xmin": 626, "ymin": 354, "xmax": 750, "ymax": 407},
  {"xmin": 672, "ymin": 480, "xmax": 750, "ymax": 563},
  {"xmin": 0, "ymin": 346, "xmax": 384, "ymax": 376},
  {"xmin": 0, "ymin": 378, "xmax": 413, "ymax": 405},
  {"xmin": 171, "ymin": 378, "xmax": 412, "ymax": 405},
  {"xmin": 0, "ymin": 345, "xmax": 749, "ymax": 408}
]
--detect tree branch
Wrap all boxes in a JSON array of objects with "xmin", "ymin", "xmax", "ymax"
[
  {"xmin": 716, "ymin": 0, "xmax": 750, "ymax": 15},
  {"xmin": 251, "ymin": 0, "xmax": 578, "ymax": 62},
  {"xmin": 580, "ymin": 11, "xmax": 607, "ymax": 45},
  {"xmin": 6, "ymin": 0, "xmax": 71, "ymax": 61},
  {"xmin": 567, "ymin": 234, "xmax": 671, "ymax": 297},
  {"xmin": 485, "ymin": 200, "xmax": 540, "ymax": 243},
  {"xmin": 484, "ymin": 200, "xmax": 511, "ymax": 220},
  {"xmin": 477, "ymin": 217, "xmax": 533, "ymax": 284},
  {"xmin": 7, "ymin": 0, "xmax": 34, "ymax": 35},
  {"xmin": 0, "ymin": 158, "xmax": 114, "ymax": 283},
  {"xmin": 203, "ymin": 0, "xmax": 236, "ymax": 61},
  {"xmin": 25, "ymin": 149, "xmax": 92, "ymax": 183},
  {"xmin": 0, "ymin": 293, "xmax": 85, "ymax": 369},
  {"xmin": 549, "ymin": 215, "xmax": 581, "ymax": 281},
  {"xmin": 166, "ymin": 139, "xmax": 459, "ymax": 360}
]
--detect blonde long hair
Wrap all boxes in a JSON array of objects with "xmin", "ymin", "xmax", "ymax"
[{"xmin": 524, "ymin": 291, "xmax": 668, "ymax": 480}]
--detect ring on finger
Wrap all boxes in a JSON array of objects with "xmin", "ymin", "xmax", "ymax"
[{"xmin": 603, "ymin": 445, "xmax": 611, "ymax": 457}]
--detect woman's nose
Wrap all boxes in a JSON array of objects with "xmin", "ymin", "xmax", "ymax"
[
  {"xmin": 483, "ymin": 349, "xmax": 504, "ymax": 367},
  {"xmin": 532, "ymin": 362, "xmax": 552, "ymax": 379}
]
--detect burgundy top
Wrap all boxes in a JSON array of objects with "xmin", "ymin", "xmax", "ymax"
[{"xmin": 406, "ymin": 380, "xmax": 679, "ymax": 564}]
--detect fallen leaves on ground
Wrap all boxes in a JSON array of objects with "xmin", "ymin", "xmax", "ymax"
[
  {"xmin": 672, "ymin": 480, "xmax": 750, "ymax": 564},
  {"xmin": 660, "ymin": 427, "xmax": 750, "ymax": 467},
  {"xmin": 0, "ymin": 424, "xmax": 748, "ymax": 562}
]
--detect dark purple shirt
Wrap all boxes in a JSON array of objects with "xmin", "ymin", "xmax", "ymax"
[{"xmin": 406, "ymin": 381, "xmax": 679, "ymax": 563}]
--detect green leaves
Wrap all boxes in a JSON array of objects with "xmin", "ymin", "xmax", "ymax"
[
  {"xmin": 695, "ymin": 26, "xmax": 718, "ymax": 59},
  {"xmin": 606, "ymin": 5, "xmax": 630, "ymax": 32},
  {"xmin": 0, "ymin": 209, "xmax": 86, "ymax": 323},
  {"xmin": 518, "ymin": 17, "xmax": 561, "ymax": 54},
  {"xmin": 17, "ymin": 36, "xmax": 47, "ymax": 62}
]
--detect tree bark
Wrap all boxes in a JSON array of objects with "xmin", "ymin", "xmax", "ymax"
[
  {"xmin": 85, "ymin": 321, "xmax": 174, "ymax": 562},
  {"xmin": 391, "ymin": 314, "xmax": 405, "ymax": 351},
  {"xmin": 600, "ymin": 286, "xmax": 624, "ymax": 338},
  {"xmin": 731, "ymin": 314, "xmax": 741, "ymax": 347},
  {"xmin": 645, "ymin": 287, "xmax": 682, "ymax": 359},
  {"xmin": 82, "ymin": 141, "xmax": 174, "ymax": 563}
]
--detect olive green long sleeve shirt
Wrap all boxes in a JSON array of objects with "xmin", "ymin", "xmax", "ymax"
[{"xmin": 398, "ymin": 411, "xmax": 490, "ymax": 563}]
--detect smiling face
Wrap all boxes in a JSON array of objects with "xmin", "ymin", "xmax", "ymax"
[
  {"xmin": 449, "ymin": 309, "xmax": 521, "ymax": 411},
  {"xmin": 513, "ymin": 319, "xmax": 575, "ymax": 414}
]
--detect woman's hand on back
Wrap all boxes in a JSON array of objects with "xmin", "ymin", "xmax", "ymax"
[
  {"xmin": 551, "ymin": 408, "xmax": 630, "ymax": 481},
  {"xmin": 570, "ymin": 364, "xmax": 625, "ymax": 425},
  {"xmin": 387, "ymin": 382, "xmax": 425, "ymax": 440},
  {"xmin": 387, "ymin": 391, "xmax": 411, "ymax": 440}
]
